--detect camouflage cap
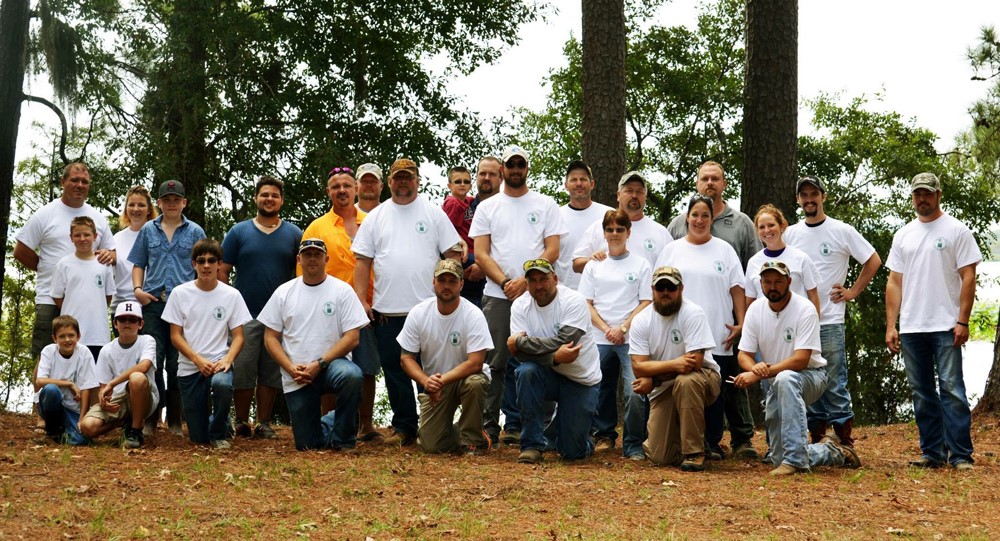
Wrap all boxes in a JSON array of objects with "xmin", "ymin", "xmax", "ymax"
[
  {"xmin": 652, "ymin": 266, "xmax": 683, "ymax": 286},
  {"xmin": 522, "ymin": 258, "xmax": 554, "ymax": 276},
  {"xmin": 434, "ymin": 259, "xmax": 464, "ymax": 279},
  {"xmin": 796, "ymin": 175, "xmax": 825, "ymax": 193},
  {"xmin": 388, "ymin": 158, "xmax": 419, "ymax": 179},
  {"xmin": 910, "ymin": 172, "xmax": 941, "ymax": 193},
  {"xmin": 759, "ymin": 260, "xmax": 790, "ymax": 277}
]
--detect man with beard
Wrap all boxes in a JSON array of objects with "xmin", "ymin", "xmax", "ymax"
[
  {"xmin": 397, "ymin": 259, "xmax": 493, "ymax": 454},
  {"xmin": 572, "ymin": 171, "xmax": 670, "ymax": 273},
  {"xmin": 301, "ymin": 167, "xmax": 380, "ymax": 441},
  {"xmin": 556, "ymin": 161, "xmax": 612, "ymax": 290},
  {"xmin": 784, "ymin": 176, "xmax": 881, "ymax": 448},
  {"xmin": 220, "ymin": 176, "xmax": 302, "ymax": 439},
  {"xmin": 507, "ymin": 258, "xmax": 600, "ymax": 464},
  {"xmin": 733, "ymin": 261, "xmax": 860, "ymax": 475},
  {"xmin": 629, "ymin": 267, "xmax": 720, "ymax": 470},
  {"xmin": 356, "ymin": 163, "xmax": 383, "ymax": 213},
  {"xmin": 470, "ymin": 146, "xmax": 566, "ymax": 446},
  {"xmin": 354, "ymin": 158, "xmax": 463, "ymax": 446},
  {"xmin": 886, "ymin": 173, "xmax": 980, "ymax": 470}
]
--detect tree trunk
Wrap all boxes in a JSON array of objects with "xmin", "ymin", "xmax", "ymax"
[
  {"xmin": 0, "ymin": 0, "xmax": 31, "ymax": 299},
  {"xmin": 741, "ymin": 0, "xmax": 797, "ymax": 220},
  {"xmin": 973, "ymin": 306, "xmax": 1000, "ymax": 415},
  {"xmin": 581, "ymin": 0, "xmax": 627, "ymax": 208}
]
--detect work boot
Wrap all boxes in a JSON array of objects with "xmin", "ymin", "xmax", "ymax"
[
  {"xmin": 832, "ymin": 420, "xmax": 854, "ymax": 448},
  {"xmin": 808, "ymin": 420, "xmax": 828, "ymax": 444},
  {"xmin": 166, "ymin": 389, "xmax": 184, "ymax": 435}
]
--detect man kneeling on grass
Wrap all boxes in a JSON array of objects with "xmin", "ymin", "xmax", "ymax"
[
  {"xmin": 79, "ymin": 303, "xmax": 158, "ymax": 448},
  {"xmin": 398, "ymin": 259, "xmax": 494, "ymax": 455}
]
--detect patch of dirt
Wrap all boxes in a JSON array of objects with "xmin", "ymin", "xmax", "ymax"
[{"xmin": 1, "ymin": 410, "xmax": 998, "ymax": 539}]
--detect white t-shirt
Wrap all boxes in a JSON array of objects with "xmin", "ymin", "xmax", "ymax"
[
  {"xmin": 396, "ymin": 297, "xmax": 494, "ymax": 379},
  {"xmin": 112, "ymin": 228, "xmax": 141, "ymax": 308},
  {"xmin": 161, "ymin": 281, "xmax": 252, "ymax": 378},
  {"xmin": 36, "ymin": 344, "xmax": 98, "ymax": 413},
  {"xmin": 784, "ymin": 218, "xmax": 877, "ymax": 325},
  {"xmin": 886, "ymin": 213, "xmax": 983, "ymax": 333},
  {"xmin": 258, "ymin": 276, "xmax": 371, "ymax": 394},
  {"xmin": 740, "ymin": 292, "xmax": 827, "ymax": 370},
  {"xmin": 573, "ymin": 215, "xmax": 671, "ymax": 270},
  {"xmin": 577, "ymin": 253, "xmax": 652, "ymax": 345},
  {"xmin": 352, "ymin": 196, "xmax": 462, "ymax": 314},
  {"xmin": 469, "ymin": 191, "xmax": 567, "ymax": 299},
  {"xmin": 50, "ymin": 255, "xmax": 115, "ymax": 346},
  {"xmin": 744, "ymin": 246, "xmax": 820, "ymax": 301},
  {"xmin": 96, "ymin": 334, "xmax": 159, "ymax": 407},
  {"xmin": 655, "ymin": 237, "xmax": 744, "ymax": 355},
  {"xmin": 510, "ymin": 285, "xmax": 601, "ymax": 386},
  {"xmin": 557, "ymin": 202, "xmax": 613, "ymax": 289},
  {"xmin": 628, "ymin": 299, "xmax": 719, "ymax": 399},
  {"xmin": 14, "ymin": 199, "xmax": 115, "ymax": 304}
]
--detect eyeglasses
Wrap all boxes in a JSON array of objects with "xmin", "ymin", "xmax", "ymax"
[
  {"xmin": 328, "ymin": 167, "xmax": 353, "ymax": 176},
  {"xmin": 505, "ymin": 160, "xmax": 527, "ymax": 169},
  {"xmin": 451, "ymin": 179, "xmax": 472, "ymax": 185},
  {"xmin": 604, "ymin": 227, "xmax": 627, "ymax": 234},
  {"xmin": 654, "ymin": 281, "xmax": 679, "ymax": 292},
  {"xmin": 116, "ymin": 317, "xmax": 141, "ymax": 324},
  {"xmin": 194, "ymin": 257, "xmax": 219, "ymax": 265}
]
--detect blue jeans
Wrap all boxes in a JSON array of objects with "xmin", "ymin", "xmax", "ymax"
[
  {"xmin": 705, "ymin": 353, "xmax": 754, "ymax": 450},
  {"xmin": 807, "ymin": 324, "xmax": 854, "ymax": 429},
  {"xmin": 141, "ymin": 300, "xmax": 179, "ymax": 405},
  {"xmin": 481, "ymin": 296, "xmax": 520, "ymax": 439},
  {"xmin": 285, "ymin": 358, "xmax": 363, "ymax": 450},
  {"xmin": 516, "ymin": 362, "xmax": 598, "ymax": 460},
  {"xmin": 765, "ymin": 369, "xmax": 844, "ymax": 469},
  {"xmin": 37, "ymin": 384, "xmax": 88, "ymax": 445},
  {"xmin": 900, "ymin": 331, "xmax": 974, "ymax": 465},
  {"xmin": 352, "ymin": 325, "xmax": 381, "ymax": 377},
  {"xmin": 374, "ymin": 312, "xmax": 419, "ymax": 437},
  {"xmin": 593, "ymin": 343, "xmax": 647, "ymax": 457},
  {"xmin": 177, "ymin": 370, "xmax": 233, "ymax": 444}
]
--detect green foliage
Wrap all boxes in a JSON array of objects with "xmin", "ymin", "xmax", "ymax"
[
  {"xmin": 970, "ymin": 303, "xmax": 998, "ymax": 342},
  {"xmin": 0, "ymin": 270, "xmax": 36, "ymax": 411}
]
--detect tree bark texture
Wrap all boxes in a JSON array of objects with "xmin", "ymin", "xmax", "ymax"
[
  {"xmin": 741, "ymin": 0, "xmax": 797, "ymax": 220},
  {"xmin": 974, "ymin": 308, "xmax": 1000, "ymax": 415},
  {"xmin": 581, "ymin": 0, "xmax": 627, "ymax": 208},
  {"xmin": 0, "ymin": 0, "xmax": 31, "ymax": 299}
]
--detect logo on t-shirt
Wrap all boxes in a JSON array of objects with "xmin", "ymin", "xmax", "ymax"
[
  {"xmin": 624, "ymin": 272, "xmax": 637, "ymax": 284},
  {"xmin": 644, "ymin": 238, "xmax": 655, "ymax": 252},
  {"xmin": 415, "ymin": 221, "xmax": 429, "ymax": 234},
  {"xmin": 783, "ymin": 327, "xmax": 794, "ymax": 342},
  {"xmin": 552, "ymin": 322, "xmax": 561, "ymax": 335},
  {"xmin": 323, "ymin": 302, "xmax": 335, "ymax": 316},
  {"xmin": 213, "ymin": 306, "xmax": 226, "ymax": 321},
  {"xmin": 94, "ymin": 274, "xmax": 104, "ymax": 287},
  {"xmin": 449, "ymin": 331, "xmax": 462, "ymax": 346},
  {"xmin": 820, "ymin": 242, "xmax": 832, "ymax": 256},
  {"xmin": 713, "ymin": 261, "xmax": 724, "ymax": 274},
  {"xmin": 527, "ymin": 212, "xmax": 539, "ymax": 225},
  {"xmin": 934, "ymin": 237, "xmax": 946, "ymax": 250},
  {"xmin": 670, "ymin": 329, "xmax": 682, "ymax": 344}
]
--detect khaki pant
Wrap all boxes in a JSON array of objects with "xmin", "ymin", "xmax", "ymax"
[
  {"xmin": 417, "ymin": 373, "xmax": 490, "ymax": 453},
  {"xmin": 643, "ymin": 368, "xmax": 721, "ymax": 466}
]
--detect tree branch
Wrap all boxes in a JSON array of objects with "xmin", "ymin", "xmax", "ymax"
[{"xmin": 22, "ymin": 94, "xmax": 69, "ymax": 165}]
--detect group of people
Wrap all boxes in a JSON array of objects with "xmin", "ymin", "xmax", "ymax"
[{"xmin": 14, "ymin": 150, "xmax": 980, "ymax": 474}]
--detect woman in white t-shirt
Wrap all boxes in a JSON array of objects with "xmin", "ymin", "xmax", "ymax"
[
  {"xmin": 744, "ymin": 204, "xmax": 821, "ymax": 314},
  {"xmin": 578, "ymin": 209, "xmax": 652, "ymax": 459},
  {"xmin": 111, "ymin": 186, "xmax": 158, "ymax": 314}
]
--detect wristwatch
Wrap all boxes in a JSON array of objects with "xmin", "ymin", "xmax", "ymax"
[
  {"xmin": 619, "ymin": 324, "xmax": 628, "ymax": 334},
  {"xmin": 317, "ymin": 358, "xmax": 331, "ymax": 371}
]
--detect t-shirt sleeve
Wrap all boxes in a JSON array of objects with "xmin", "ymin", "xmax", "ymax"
[
  {"xmin": 738, "ymin": 306, "xmax": 759, "ymax": 353},
  {"xmin": 36, "ymin": 346, "xmax": 55, "ymax": 380},
  {"xmin": 96, "ymin": 346, "xmax": 114, "ymax": 384},
  {"xmin": 509, "ymin": 298, "xmax": 527, "ymax": 335},
  {"xmin": 794, "ymin": 308, "xmax": 822, "ymax": 352},
  {"xmin": 352, "ymin": 218, "xmax": 375, "ymax": 258},
  {"xmin": 565, "ymin": 293, "xmax": 592, "ymax": 330},
  {"xmin": 542, "ymin": 198, "xmax": 568, "ymax": 239},
  {"xmin": 14, "ymin": 209, "xmax": 45, "ymax": 248},
  {"xmin": 572, "ymin": 222, "xmax": 601, "ymax": 259},
  {"xmin": 396, "ymin": 309, "xmax": 424, "ymax": 353},
  {"xmin": 683, "ymin": 306, "xmax": 717, "ymax": 353},
  {"xmin": 76, "ymin": 350, "xmax": 99, "ymax": 390},
  {"xmin": 433, "ymin": 208, "xmax": 462, "ymax": 254},
  {"xmin": 628, "ymin": 311, "xmax": 651, "ymax": 356},
  {"xmin": 577, "ymin": 263, "xmax": 597, "ymax": 300},
  {"xmin": 128, "ymin": 227, "xmax": 150, "ymax": 269},
  {"xmin": 465, "ymin": 307, "xmax": 494, "ymax": 353},
  {"xmin": 97, "ymin": 220, "xmax": 115, "ymax": 251},
  {"xmin": 221, "ymin": 225, "xmax": 240, "ymax": 265},
  {"xmin": 339, "ymin": 289, "xmax": 371, "ymax": 331},
  {"xmin": 228, "ymin": 293, "xmax": 254, "ymax": 330},
  {"xmin": 885, "ymin": 233, "xmax": 902, "ymax": 273},
  {"xmin": 468, "ymin": 200, "xmax": 491, "ymax": 238},
  {"xmin": 843, "ymin": 225, "xmax": 876, "ymax": 264},
  {"xmin": 638, "ymin": 261, "xmax": 653, "ymax": 301},
  {"xmin": 257, "ymin": 288, "xmax": 285, "ymax": 332},
  {"xmin": 954, "ymin": 225, "xmax": 983, "ymax": 269},
  {"xmin": 141, "ymin": 336, "xmax": 158, "ymax": 369},
  {"xmin": 51, "ymin": 260, "xmax": 68, "ymax": 299},
  {"xmin": 161, "ymin": 293, "xmax": 184, "ymax": 326},
  {"xmin": 103, "ymin": 265, "xmax": 115, "ymax": 295},
  {"xmin": 801, "ymin": 257, "xmax": 820, "ymax": 291},
  {"xmin": 726, "ymin": 247, "xmax": 744, "ymax": 289},
  {"xmin": 666, "ymin": 214, "xmax": 686, "ymax": 240}
]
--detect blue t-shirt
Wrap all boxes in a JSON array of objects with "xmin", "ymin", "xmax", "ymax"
[
  {"xmin": 128, "ymin": 216, "xmax": 206, "ymax": 298},
  {"xmin": 221, "ymin": 219, "xmax": 303, "ymax": 317}
]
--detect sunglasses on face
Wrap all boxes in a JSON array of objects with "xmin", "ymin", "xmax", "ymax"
[
  {"xmin": 451, "ymin": 179, "xmax": 472, "ymax": 185},
  {"xmin": 654, "ymin": 281, "xmax": 679, "ymax": 292},
  {"xmin": 328, "ymin": 167, "xmax": 353, "ymax": 176},
  {"xmin": 505, "ymin": 160, "xmax": 527, "ymax": 169},
  {"xmin": 604, "ymin": 227, "xmax": 627, "ymax": 234},
  {"xmin": 116, "ymin": 317, "xmax": 141, "ymax": 324},
  {"xmin": 194, "ymin": 257, "xmax": 219, "ymax": 265}
]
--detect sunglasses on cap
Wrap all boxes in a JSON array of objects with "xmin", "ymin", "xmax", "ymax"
[
  {"xmin": 522, "ymin": 258, "xmax": 553, "ymax": 272},
  {"xmin": 299, "ymin": 239, "xmax": 326, "ymax": 250},
  {"xmin": 654, "ymin": 281, "xmax": 679, "ymax": 293},
  {"xmin": 328, "ymin": 167, "xmax": 353, "ymax": 176}
]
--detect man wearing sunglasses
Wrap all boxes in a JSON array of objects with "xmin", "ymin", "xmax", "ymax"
[
  {"xmin": 469, "ymin": 145, "xmax": 567, "ymax": 447},
  {"xmin": 629, "ymin": 266, "xmax": 720, "ymax": 471},
  {"xmin": 353, "ymin": 158, "xmax": 463, "ymax": 446},
  {"xmin": 732, "ymin": 261, "xmax": 859, "ymax": 475},
  {"xmin": 508, "ymin": 258, "xmax": 600, "ymax": 464}
]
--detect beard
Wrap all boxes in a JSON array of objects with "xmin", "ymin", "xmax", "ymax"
[
  {"xmin": 654, "ymin": 295, "xmax": 682, "ymax": 317},
  {"xmin": 765, "ymin": 288, "xmax": 789, "ymax": 303},
  {"xmin": 505, "ymin": 173, "xmax": 526, "ymax": 189},
  {"xmin": 258, "ymin": 208, "xmax": 279, "ymax": 218},
  {"xmin": 803, "ymin": 206, "xmax": 818, "ymax": 218}
]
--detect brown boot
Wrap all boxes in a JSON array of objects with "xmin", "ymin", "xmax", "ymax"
[
  {"xmin": 808, "ymin": 420, "xmax": 828, "ymax": 444},
  {"xmin": 833, "ymin": 420, "xmax": 854, "ymax": 448}
]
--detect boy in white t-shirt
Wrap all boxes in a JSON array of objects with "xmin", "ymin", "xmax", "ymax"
[
  {"xmin": 34, "ymin": 316, "xmax": 99, "ymax": 445},
  {"xmin": 51, "ymin": 216, "xmax": 115, "ymax": 361},
  {"xmin": 79, "ymin": 302, "xmax": 158, "ymax": 448},
  {"xmin": 163, "ymin": 239, "xmax": 252, "ymax": 448}
]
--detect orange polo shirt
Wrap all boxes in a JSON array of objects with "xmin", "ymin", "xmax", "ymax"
[{"xmin": 298, "ymin": 208, "xmax": 374, "ymax": 304}]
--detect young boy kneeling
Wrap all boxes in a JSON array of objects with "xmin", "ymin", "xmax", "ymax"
[
  {"xmin": 35, "ymin": 315, "xmax": 98, "ymax": 445},
  {"xmin": 79, "ymin": 303, "xmax": 158, "ymax": 448}
]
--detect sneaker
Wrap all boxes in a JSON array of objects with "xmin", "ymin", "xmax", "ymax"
[
  {"xmin": 211, "ymin": 439, "xmax": 232, "ymax": 450},
  {"xmin": 627, "ymin": 452, "xmax": 646, "ymax": 462},
  {"xmin": 733, "ymin": 442, "xmax": 759, "ymax": 460},
  {"xmin": 594, "ymin": 438, "xmax": 615, "ymax": 453},
  {"xmin": 501, "ymin": 430, "xmax": 521, "ymax": 445},
  {"xmin": 384, "ymin": 431, "xmax": 416, "ymax": 446},
  {"xmin": 680, "ymin": 454, "xmax": 706, "ymax": 472},
  {"xmin": 168, "ymin": 424, "xmax": 184, "ymax": 437},
  {"xmin": 517, "ymin": 448, "xmax": 543, "ymax": 464},
  {"xmin": 143, "ymin": 420, "xmax": 155, "ymax": 437},
  {"xmin": 835, "ymin": 442, "xmax": 861, "ymax": 469},
  {"xmin": 123, "ymin": 427, "xmax": 144, "ymax": 449},
  {"xmin": 908, "ymin": 456, "xmax": 944, "ymax": 469},
  {"xmin": 233, "ymin": 421, "xmax": 253, "ymax": 438},
  {"xmin": 705, "ymin": 447, "xmax": 724, "ymax": 461},
  {"xmin": 769, "ymin": 463, "xmax": 806, "ymax": 476},
  {"xmin": 253, "ymin": 422, "xmax": 278, "ymax": 440},
  {"xmin": 953, "ymin": 460, "xmax": 974, "ymax": 471},
  {"xmin": 359, "ymin": 430, "xmax": 384, "ymax": 443}
]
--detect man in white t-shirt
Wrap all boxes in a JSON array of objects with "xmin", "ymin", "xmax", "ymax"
[
  {"xmin": 508, "ymin": 258, "xmax": 600, "ymax": 464},
  {"xmin": 260, "ymin": 238, "xmax": 368, "ymax": 451},
  {"xmin": 784, "ymin": 175, "xmax": 881, "ymax": 448},
  {"xmin": 13, "ymin": 162, "xmax": 116, "ymax": 358},
  {"xmin": 556, "ymin": 160, "xmax": 612, "ymax": 289},
  {"xmin": 886, "ymin": 173, "xmax": 981, "ymax": 470},
  {"xmin": 573, "ymin": 171, "xmax": 671, "ymax": 272},
  {"xmin": 630, "ymin": 267, "xmax": 720, "ymax": 470},
  {"xmin": 470, "ymin": 145, "xmax": 566, "ymax": 446},
  {"xmin": 398, "ymin": 259, "xmax": 494, "ymax": 454},
  {"xmin": 353, "ymin": 158, "xmax": 463, "ymax": 446},
  {"xmin": 734, "ymin": 261, "xmax": 859, "ymax": 475}
]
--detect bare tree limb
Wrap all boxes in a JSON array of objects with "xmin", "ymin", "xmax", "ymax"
[{"xmin": 22, "ymin": 94, "xmax": 69, "ymax": 165}]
